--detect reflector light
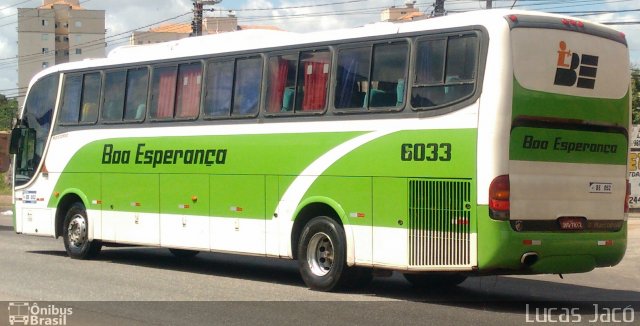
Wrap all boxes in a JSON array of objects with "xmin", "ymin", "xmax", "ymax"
[
  {"xmin": 350, "ymin": 212, "xmax": 365, "ymax": 218},
  {"xmin": 523, "ymin": 239, "xmax": 541, "ymax": 246},
  {"xmin": 509, "ymin": 15, "xmax": 518, "ymax": 23},
  {"xmin": 597, "ymin": 240, "xmax": 613, "ymax": 246}
]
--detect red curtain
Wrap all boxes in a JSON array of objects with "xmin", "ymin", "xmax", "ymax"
[
  {"xmin": 267, "ymin": 58, "xmax": 289, "ymax": 112},
  {"xmin": 156, "ymin": 70, "xmax": 176, "ymax": 118},
  {"xmin": 177, "ymin": 65, "xmax": 202, "ymax": 118},
  {"xmin": 302, "ymin": 62, "xmax": 328, "ymax": 111}
]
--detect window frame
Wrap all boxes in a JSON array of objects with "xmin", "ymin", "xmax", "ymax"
[
  {"xmin": 202, "ymin": 55, "xmax": 263, "ymax": 120},
  {"xmin": 409, "ymin": 31, "xmax": 481, "ymax": 112},
  {"xmin": 231, "ymin": 55, "xmax": 263, "ymax": 118},
  {"xmin": 147, "ymin": 60, "xmax": 204, "ymax": 122},
  {"xmin": 77, "ymin": 71, "xmax": 102, "ymax": 125},
  {"xmin": 148, "ymin": 64, "xmax": 179, "ymax": 122},
  {"xmin": 174, "ymin": 61, "xmax": 204, "ymax": 121},
  {"xmin": 58, "ymin": 73, "xmax": 83, "ymax": 125},
  {"xmin": 263, "ymin": 47, "xmax": 332, "ymax": 117},
  {"xmin": 332, "ymin": 39, "xmax": 410, "ymax": 115},
  {"xmin": 122, "ymin": 66, "xmax": 150, "ymax": 123},
  {"xmin": 100, "ymin": 69, "xmax": 127, "ymax": 124}
]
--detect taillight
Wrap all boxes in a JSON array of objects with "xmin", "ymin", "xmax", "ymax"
[
  {"xmin": 624, "ymin": 180, "xmax": 631, "ymax": 213},
  {"xmin": 489, "ymin": 175, "xmax": 510, "ymax": 220}
]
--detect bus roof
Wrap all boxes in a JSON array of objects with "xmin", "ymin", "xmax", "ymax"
[{"xmin": 28, "ymin": 9, "xmax": 622, "ymax": 87}]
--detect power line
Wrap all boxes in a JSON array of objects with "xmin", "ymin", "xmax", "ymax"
[{"xmin": 0, "ymin": 11, "xmax": 194, "ymax": 70}]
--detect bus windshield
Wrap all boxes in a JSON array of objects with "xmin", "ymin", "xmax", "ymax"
[{"xmin": 14, "ymin": 74, "xmax": 58, "ymax": 186}]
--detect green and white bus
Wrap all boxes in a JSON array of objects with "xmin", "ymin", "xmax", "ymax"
[{"xmin": 6, "ymin": 10, "xmax": 630, "ymax": 291}]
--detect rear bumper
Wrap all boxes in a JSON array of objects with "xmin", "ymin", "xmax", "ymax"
[{"xmin": 477, "ymin": 206, "xmax": 627, "ymax": 274}]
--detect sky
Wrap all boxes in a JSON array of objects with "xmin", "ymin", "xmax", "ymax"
[{"xmin": 0, "ymin": 0, "xmax": 639, "ymax": 100}]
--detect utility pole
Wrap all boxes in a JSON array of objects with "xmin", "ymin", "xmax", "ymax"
[
  {"xmin": 191, "ymin": 0, "xmax": 222, "ymax": 37},
  {"xmin": 486, "ymin": 0, "xmax": 492, "ymax": 9},
  {"xmin": 433, "ymin": 0, "xmax": 445, "ymax": 17}
]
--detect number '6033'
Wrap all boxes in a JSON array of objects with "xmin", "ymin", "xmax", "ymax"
[{"xmin": 401, "ymin": 143, "xmax": 451, "ymax": 162}]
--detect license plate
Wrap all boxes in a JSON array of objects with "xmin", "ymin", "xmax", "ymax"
[
  {"xmin": 558, "ymin": 216, "xmax": 586, "ymax": 230},
  {"xmin": 589, "ymin": 182, "xmax": 612, "ymax": 193}
]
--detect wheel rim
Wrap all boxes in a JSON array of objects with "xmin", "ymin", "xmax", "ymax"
[
  {"xmin": 67, "ymin": 214, "xmax": 87, "ymax": 248},
  {"xmin": 306, "ymin": 232, "xmax": 334, "ymax": 276}
]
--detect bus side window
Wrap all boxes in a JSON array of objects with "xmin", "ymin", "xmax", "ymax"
[
  {"xmin": 102, "ymin": 70, "xmax": 126, "ymax": 122},
  {"xmin": 59, "ymin": 74, "xmax": 82, "ymax": 124},
  {"xmin": 369, "ymin": 42, "xmax": 408, "ymax": 108},
  {"xmin": 79, "ymin": 72, "xmax": 101, "ymax": 123},
  {"xmin": 149, "ymin": 66, "xmax": 177, "ymax": 120},
  {"xmin": 266, "ymin": 49, "xmax": 330, "ymax": 114},
  {"xmin": 412, "ymin": 34, "xmax": 478, "ymax": 109},
  {"xmin": 266, "ymin": 54, "xmax": 297, "ymax": 113},
  {"xmin": 297, "ymin": 50, "xmax": 331, "ymax": 112},
  {"xmin": 175, "ymin": 62, "xmax": 202, "ymax": 119},
  {"xmin": 204, "ymin": 60, "xmax": 234, "ymax": 118},
  {"xmin": 232, "ymin": 57, "xmax": 262, "ymax": 116},
  {"xmin": 335, "ymin": 47, "xmax": 370, "ymax": 110},
  {"xmin": 124, "ymin": 67, "xmax": 149, "ymax": 121}
]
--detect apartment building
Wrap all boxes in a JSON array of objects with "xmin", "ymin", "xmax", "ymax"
[{"xmin": 17, "ymin": 0, "xmax": 105, "ymax": 104}]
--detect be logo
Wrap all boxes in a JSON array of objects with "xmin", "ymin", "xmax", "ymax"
[{"xmin": 553, "ymin": 41, "xmax": 599, "ymax": 89}]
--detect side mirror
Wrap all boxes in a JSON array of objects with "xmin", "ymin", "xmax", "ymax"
[
  {"xmin": 9, "ymin": 128, "xmax": 22, "ymax": 155},
  {"xmin": 8, "ymin": 127, "xmax": 35, "ymax": 156}
]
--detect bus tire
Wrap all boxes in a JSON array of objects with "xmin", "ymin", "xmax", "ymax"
[
  {"xmin": 168, "ymin": 248, "xmax": 199, "ymax": 258},
  {"xmin": 297, "ymin": 216, "xmax": 348, "ymax": 292},
  {"xmin": 403, "ymin": 273, "xmax": 467, "ymax": 289},
  {"xmin": 62, "ymin": 202, "xmax": 102, "ymax": 259}
]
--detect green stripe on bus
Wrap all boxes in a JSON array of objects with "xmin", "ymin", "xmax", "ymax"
[
  {"xmin": 512, "ymin": 78, "xmax": 629, "ymax": 127},
  {"xmin": 49, "ymin": 128, "xmax": 478, "ymax": 229}
]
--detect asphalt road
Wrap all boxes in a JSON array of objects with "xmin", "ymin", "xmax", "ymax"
[{"xmin": 0, "ymin": 214, "xmax": 638, "ymax": 325}]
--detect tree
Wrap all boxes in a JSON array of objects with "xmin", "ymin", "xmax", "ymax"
[
  {"xmin": 0, "ymin": 94, "xmax": 18, "ymax": 131},
  {"xmin": 632, "ymin": 65, "xmax": 640, "ymax": 124}
]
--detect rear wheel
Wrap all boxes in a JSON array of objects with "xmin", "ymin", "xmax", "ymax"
[
  {"xmin": 63, "ymin": 202, "xmax": 101, "ymax": 259},
  {"xmin": 403, "ymin": 273, "xmax": 467, "ymax": 289},
  {"xmin": 297, "ymin": 216, "xmax": 348, "ymax": 291}
]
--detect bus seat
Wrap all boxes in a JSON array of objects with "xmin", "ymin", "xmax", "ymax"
[
  {"xmin": 396, "ymin": 79, "xmax": 405, "ymax": 106},
  {"xmin": 281, "ymin": 87, "xmax": 295, "ymax": 112},
  {"xmin": 369, "ymin": 89, "xmax": 397, "ymax": 107}
]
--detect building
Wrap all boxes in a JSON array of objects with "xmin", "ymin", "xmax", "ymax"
[
  {"xmin": 380, "ymin": 1, "xmax": 426, "ymax": 22},
  {"xmin": 130, "ymin": 13, "xmax": 281, "ymax": 46},
  {"xmin": 17, "ymin": 0, "xmax": 105, "ymax": 104}
]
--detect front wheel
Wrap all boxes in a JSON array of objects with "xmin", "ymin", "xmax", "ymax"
[
  {"xmin": 63, "ymin": 203, "xmax": 102, "ymax": 259},
  {"xmin": 297, "ymin": 216, "xmax": 348, "ymax": 291}
]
